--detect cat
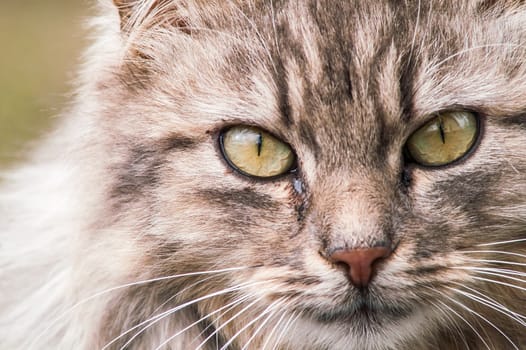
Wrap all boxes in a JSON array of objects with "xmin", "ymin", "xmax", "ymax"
[{"xmin": 1, "ymin": 0, "xmax": 526, "ymax": 349}]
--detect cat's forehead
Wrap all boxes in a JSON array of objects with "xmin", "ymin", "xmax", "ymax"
[
  {"xmin": 230, "ymin": 2, "xmax": 440, "ymax": 169},
  {"xmin": 219, "ymin": 0, "xmax": 525, "ymax": 170}
]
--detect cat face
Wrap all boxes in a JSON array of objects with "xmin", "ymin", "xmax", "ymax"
[{"xmin": 91, "ymin": 1, "xmax": 526, "ymax": 348}]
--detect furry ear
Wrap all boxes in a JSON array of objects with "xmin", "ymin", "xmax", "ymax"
[{"xmin": 112, "ymin": 0, "xmax": 191, "ymax": 33}]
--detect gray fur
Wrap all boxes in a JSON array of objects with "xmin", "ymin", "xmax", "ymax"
[{"xmin": 1, "ymin": 0, "xmax": 526, "ymax": 349}]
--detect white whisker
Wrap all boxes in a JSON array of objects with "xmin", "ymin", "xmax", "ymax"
[
  {"xmin": 472, "ymin": 276, "xmax": 526, "ymax": 293},
  {"xmin": 106, "ymin": 280, "xmax": 265, "ymax": 350},
  {"xmin": 221, "ymin": 298, "xmax": 287, "ymax": 350},
  {"xmin": 454, "ymin": 265, "xmax": 526, "ymax": 278},
  {"xmin": 430, "ymin": 300, "xmax": 474, "ymax": 350},
  {"xmin": 434, "ymin": 300, "xmax": 491, "ymax": 350},
  {"xmin": 191, "ymin": 292, "xmax": 254, "ymax": 344},
  {"xmin": 477, "ymin": 238, "xmax": 526, "ymax": 247},
  {"xmin": 450, "ymin": 282, "xmax": 523, "ymax": 318},
  {"xmin": 448, "ymin": 287, "xmax": 526, "ymax": 327},
  {"xmin": 149, "ymin": 274, "xmax": 219, "ymax": 318},
  {"xmin": 260, "ymin": 309, "xmax": 288, "ymax": 350},
  {"xmin": 153, "ymin": 294, "xmax": 253, "ymax": 350},
  {"xmin": 241, "ymin": 298, "xmax": 288, "ymax": 350},
  {"xmin": 271, "ymin": 311, "xmax": 302, "ymax": 350},
  {"xmin": 436, "ymin": 289, "xmax": 519, "ymax": 350},
  {"xmin": 460, "ymin": 250, "xmax": 526, "ymax": 259},
  {"xmin": 424, "ymin": 43, "xmax": 525, "ymax": 73},
  {"xmin": 463, "ymin": 259, "xmax": 526, "ymax": 267},
  {"xmin": 195, "ymin": 296, "xmax": 266, "ymax": 350},
  {"xmin": 33, "ymin": 266, "xmax": 252, "ymax": 347}
]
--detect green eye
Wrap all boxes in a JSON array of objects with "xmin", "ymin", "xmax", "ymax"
[
  {"xmin": 405, "ymin": 111, "xmax": 479, "ymax": 167},
  {"xmin": 220, "ymin": 126, "xmax": 296, "ymax": 178}
]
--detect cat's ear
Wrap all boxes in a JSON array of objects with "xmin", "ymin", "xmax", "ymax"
[{"xmin": 112, "ymin": 0, "xmax": 191, "ymax": 34}]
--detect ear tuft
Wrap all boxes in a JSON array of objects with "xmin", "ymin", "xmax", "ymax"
[{"xmin": 112, "ymin": 0, "xmax": 190, "ymax": 33}]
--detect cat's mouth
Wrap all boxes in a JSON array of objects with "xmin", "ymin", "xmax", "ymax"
[{"xmin": 309, "ymin": 293, "xmax": 414, "ymax": 325}]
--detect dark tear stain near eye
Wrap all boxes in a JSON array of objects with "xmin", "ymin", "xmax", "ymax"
[
  {"xmin": 401, "ymin": 167, "xmax": 412, "ymax": 190},
  {"xmin": 292, "ymin": 176, "xmax": 310, "ymax": 230},
  {"xmin": 295, "ymin": 202, "xmax": 306, "ymax": 223},
  {"xmin": 196, "ymin": 187, "xmax": 277, "ymax": 211}
]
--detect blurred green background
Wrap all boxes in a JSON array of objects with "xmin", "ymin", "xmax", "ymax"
[{"xmin": 0, "ymin": 0, "xmax": 88, "ymax": 165}]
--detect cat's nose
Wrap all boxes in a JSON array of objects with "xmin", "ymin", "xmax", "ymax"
[{"xmin": 329, "ymin": 247, "xmax": 392, "ymax": 288}]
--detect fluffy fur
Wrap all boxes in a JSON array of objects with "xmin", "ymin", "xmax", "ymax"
[{"xmin": 1, "ymin": 0, "xmax": 526, "ymax": 349}]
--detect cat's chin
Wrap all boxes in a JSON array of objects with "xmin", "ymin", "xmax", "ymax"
[
  {"xmin": 281, "ymin": 301, "xmax": 431, "ymax": 350},
  {"xmin": 309, "ymin": 295, "xmax": 415, "ymax": 326},
  {"xmin": 313, "ymin": 300, "xmax": 414, "ymax": 325}
]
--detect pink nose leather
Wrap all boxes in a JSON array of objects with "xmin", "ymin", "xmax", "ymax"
[{"xmin": 330, "ymin": 247, "xmax": 391, "ymax": 287}]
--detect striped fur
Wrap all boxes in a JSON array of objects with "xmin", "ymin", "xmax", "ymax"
[{"xmin": 1, "ymin": 1, "xmax": 526, "ymax": 349}]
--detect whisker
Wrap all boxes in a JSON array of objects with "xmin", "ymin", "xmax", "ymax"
[
  {"xmin": 153, "ymin": 293, "xmax": 253, "ymax": 350},
  {"xmin": 149, "ymin": 274, "xmax": 219, "ymax": 317},
  {"xmin": 462, "ymin": 259, "xmax": 526, "ymax": 267},
  {"xmin": 32, "ymin": 266, "xmax": 253, "ymax": 347},
  {"xmin": 430, "ymin": 300, "xmax": 473, "ymax": 350},
  {"xmin": 477, "ymin": 238, "xmax": 526, "ymax": 247},
  {"xmin": 191, "ymin": 292, "xmax": 254, "ymax": 345},
  {"xmin": 270, "ymin": 311, "xmax": 302, "ymax": 350},
  {"xmin": 472, "ymin": 276, "xmax": 526, "ymax": 292},
  {"xmin": 195, "ymin": 296, "xmax": 266, "ymax": 350},
  {"xmin": 260, "ymin": 309, "xmax": 288, "ymax": 350},
  {"xmin": 460, "ymin": 250, "xmax": 526, "ymax": 259},
  {"xmin": 450, "ymin": 282, "xmax": 525, "ymax": 320},
  {"xmin": 240, "ymin": 299, "xmax": 288, "ymax": 350},
  {"xmin": 104, "ymin": 280, "xmax": 265, "ymax": 350},
  {"xmin": 424, "ymin": 43, "xmax": 525, "ymax": 73},
  {"xmin": 457, "ymin": 268, "xmax": 526, "ymax": 285},
  {"xmin": 436, "ymin": 289, "xmax": 520, "ymax": 350},
  {"xmin": 448, "ymin": 287, "xmax": 526, "ymax": 327},
  {"xmin": 433, "ymin": 300, "xmax": 491, "ymax": 350},
  {"xmin": 221, "ymin": 298, "xmax": 287, "ymax": 350},
  {"xmin": 454, "ymin": 265, "xmax": 526, "ymax": 278}
]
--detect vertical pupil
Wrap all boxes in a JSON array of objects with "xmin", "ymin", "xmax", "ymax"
[
  {"xmin": 256, "ymin": 133, "xmax": 263, "ymax": 156},
  {"xmin": 438, "ymin": 117, "xmax": 446, "ymax": 144}
]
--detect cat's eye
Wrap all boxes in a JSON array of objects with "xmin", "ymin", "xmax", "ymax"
[
  {"xmin": 220, "ymin": 126, "xmax": 296, "ymax": 178},
  {"xmin": 405, "ymin": 111, "xmax": 479, "ymax": 167}
]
